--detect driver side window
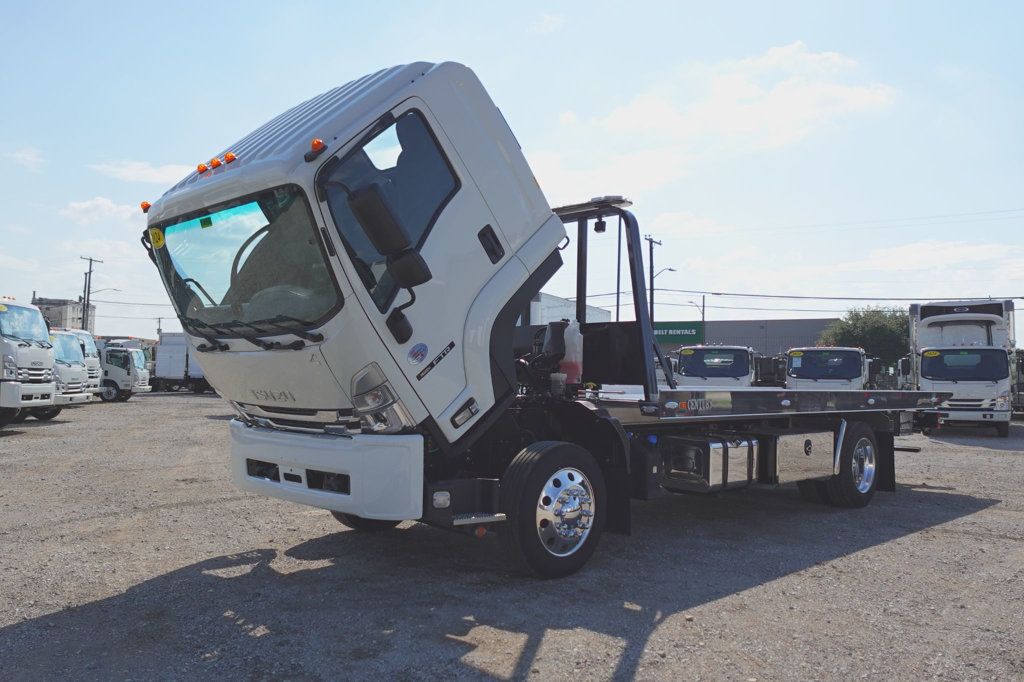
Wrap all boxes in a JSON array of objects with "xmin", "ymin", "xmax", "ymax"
[{"xmin": 322, "ymin": 110, "xmax": 458, "ymax": 311}]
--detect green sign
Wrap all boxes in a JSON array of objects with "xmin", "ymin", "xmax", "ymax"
[{"xmin": 653, "ymin": 321, "xmax": 704, "ymax": 345}]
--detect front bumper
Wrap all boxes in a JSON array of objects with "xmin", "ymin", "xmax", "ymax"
[
  {"xmin": 54, "ymin": 392, "xmax": 93, "ymax": 406},
  {"xmin": 1, "ymin": 381, "xmax": 55, "ymax": 408},
  {"xmin": 86, "ymin": 380, "xmax": 101, "ymax": 394},
  {"xmin": 132, "ymin": 384, "xmax": 153, "ymax": 394},
  {"xmin": 938, "ymin": 409, "xmax": 1011, "ymax": 424},
  {"xmin": 229, "ymin": 419, "xmax": 424, "ymax": 520}
]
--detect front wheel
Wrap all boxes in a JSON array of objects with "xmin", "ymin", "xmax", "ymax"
[
  {"xmin": 11, "ymin": 409, "xmax": 29, "ymax": 424},
  {"xmin": 500, "ymin": 441, "xmax": 606, "ymax": 578},
  {"xmin": 116, "ymin": 392, "xmax": 132, "ymax": 402},
  {"xmin": 100, "ymin": 382, "xmax": 120, "ymax": 402},
  {"xmin": 0, "ymin": 408, "xmax": 19, "ymax": 428},
  {"xmin": 31, "ymin": 407, "xmax": 62, "ymax": 421},
  {"xmin": 330, "ymin": 511, "xmax": 401, "ymax": 531},
  {"xmin": 996, "ymin": 422, "xmax": 1010, "ymax": 438},
  {"xmin": 824, "ymin": 422, "xmax": 878, "ymax": 508}
]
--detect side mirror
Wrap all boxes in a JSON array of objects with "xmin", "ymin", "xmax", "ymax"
[
  {"xmin": 387, "ymin": 249, "xmax": 432, "ymax": 289},
  {"xmin": 898, "ymin": 357, "xmax": 910, "ymax": 376},
  {"xmin": 347, "ymin": 183, "xmax": 411, "ymax": 256}
]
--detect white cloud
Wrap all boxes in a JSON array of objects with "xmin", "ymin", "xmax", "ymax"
[
  {"xmin": 0, "ymin": 253, "xmax": 40, "ymax": 272},
  {"xmin": 59, "ymin": 197, "xmax": 140, "ymax": 226},
  {"xmin": 650, "ymin": 211, "xmax": 735, "ymax": 237},
  {"xmin": 90, "ymin": 160, "xmax": 191, "ymax": 185},
  {"xmin": 529, "ymin": 42, "xmax": 895, "ymax": 204},
  {"xmin": 4, "ymin": 147, "xmax": 45, "ymax": 172},
  {"xmin": 530, "ymin": 13, "xmax": 565, "ymax": 34}
]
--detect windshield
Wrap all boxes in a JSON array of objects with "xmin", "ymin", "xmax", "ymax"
[
  {"xmin": 151, "ymin": 185, "xmax": 341, "ymax": 337},
  {"xmin": 73, "ymin": 331, "xmax": 99, "ymax": 358},
  {"xmin": 51, "ymin": 333, "xmax": 85, "ymax": 364},
  {"xmin": 921, "ymin": 348, "xmax": 1009, "ymax": 382},
  {"xmin": 0, "ymin": 304, "xmax": 49, "ymax": 343},
  {"xmin": 130, "ymin": 349, "xmax": 146, "ymax": 370},
  {"xmin": 788, "ymin": 350, "xmax": 862, "ymax": 380},
  {"xmin": 677, "ymin": 348, "xmax": 750, "ymax": 378}
]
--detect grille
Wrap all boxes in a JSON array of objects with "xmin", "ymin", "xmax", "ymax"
[
  {"xmin": 237, "ymin": 403, "xmax": 361, "ymax": 435},
  {"xmin": 941, "ymin": 398, "xmax": 993, "ymax": 410},
  {"xmin": 87, "ymin": 367, "xmax": 100, "ymax": 379},
  {"xmin": 64, "ymin": 382, "xmax": 84, "ymax": 394},
  {"xmin": 17, "ymin": 368, "xmax": 52, "ymax": 383}
]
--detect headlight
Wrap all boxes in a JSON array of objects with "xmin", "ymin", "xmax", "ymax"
[
  {"xmin": 2, "ymin": 354, "xmax": 15, "ymax": 380},
  {"xmin": 995, "ymin": 391, "xmax": 1010, "ymax": 411},
  {"xmin": 350, "ymin": 363, "xmax": 415, "ymax": 434}
]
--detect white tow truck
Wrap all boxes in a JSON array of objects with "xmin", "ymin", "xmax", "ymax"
[
  {"xmin": 142, "ymin": 62, "xmax": 948, "ymax": 577},
  {"xmin": 0, "ymin": 298, "xmax": 55, "ymax": 429},
  {"xmin": 901, "ymin": 300, "xmax": 1015, "ymax": 437},
  {"xmin": 785, "ymin": 347, "xmax": 876, "ymax": 390},
  {"xmin": 674, "ymin": 345, "xmax": 756, "ymax": 387},
  {"xmin": 95, "ymin": 339, "xmax": 152, "ymax": 402}
]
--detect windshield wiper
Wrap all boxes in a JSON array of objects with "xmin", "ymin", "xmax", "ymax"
[
  {"xmin": 258, "ymin": 315, "xmax": 325, "ymax": 343},
  {"xmin": 220, "ymin": 320, "xmax": 305, "ymax": 351},
  {"xmin": 0, "ymin": 332, "xmax": 31, "ymax": 347},
  {"xmin": 183, "ymin": 318, "xmax": 230, "ymax": 352}
]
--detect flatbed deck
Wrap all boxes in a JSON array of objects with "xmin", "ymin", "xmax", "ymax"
[{"xmin": 588, "ymin": 387, "xmax": 947, "ymax": 426}]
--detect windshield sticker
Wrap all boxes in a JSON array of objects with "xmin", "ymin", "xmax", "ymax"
[
  {"xmin": 149, "ymin": 228, "xmax": 165, "ymax": 249},
  {"xmin": 680, "ymin": 349, "xmax": 695, "ymax": 355},
  {"xmin": 408, "ymin": 343, "xmax": 428, "ymax": 365},
  {"xmin": 790, "ymin": 351, "xmax": 804, "ymax": 357},
  {"xmin": 0, "ymin": 304, "xmax": 6, "ymax": 312},
  {"xmin": 792, "ymin": 357, "xmax": 802, "ymax": 367},
  {"xmin": 923, "ymin": 350, "xmax": 940, "ymax": 357},
  {"xmin": 416, "ymin": 341, "xmax": 455, "ymax": 381},
  {"xmin": 200, "ymin": 217, "xmax": 214, "ymax": 228}
]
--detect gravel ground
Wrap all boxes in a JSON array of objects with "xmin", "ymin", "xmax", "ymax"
[{"xmin": 1, "ymin": 394, "xmax": 1022, "ymax": 680}]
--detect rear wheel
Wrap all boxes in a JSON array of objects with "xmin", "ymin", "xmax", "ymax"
[
  {"xmin": 500, "ymin": 441, "xmax": 606, "ymax": 578},
  {"xmin": 100, "ymin": 382, "xmax": 120, "ymax": 402},
  {"xmin": 31, "ymin": 407, "xmax": 62, "ymax": 421},
  {"xmin": 824, "ymin": 422, "xmax": 878, "ymax": 508},
  {"xmin": 996, "ymin": 422, "xmax": 1010, "ymax": 438},
  {"xmin": 330, "ymin": 512, "xmax": 401, "ymax": 531}
]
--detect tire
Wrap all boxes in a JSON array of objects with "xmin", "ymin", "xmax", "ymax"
[
  {"xmin": 996, "ymin": 422, "xmax": 1010, "ymax": 438},
  {"xmin": 99, "ymin": 382, "xmax": 120, "ymax": 402},
  {"xmin": 499, "ymin": 441, "xmax": 606, "ymax": 578},
  {"xmin": 116, "ymin": 392, "xmax": 132, "ymax": 402},
  {"xmin": 824, "ymin": 422, "xmax": 879, "ymax": 508},
  {"xmin": 31, "ymin": 407, "xmax": 62, "ymax": 421},
  {"xmin": 11, "ymin": 409, "xmax": 29, "ymax": 424},
  {"xmin": 330, "ymin": 511, "xmax": 401, "ymax": 531}
]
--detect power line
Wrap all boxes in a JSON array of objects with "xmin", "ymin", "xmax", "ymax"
[
  {"xmin": 91, "ymin": 299, "xmax": 175, "ymax": 307},
  {"xmin": 578, "ymin": 288, "xmax": 1023, "ymax": 302}
]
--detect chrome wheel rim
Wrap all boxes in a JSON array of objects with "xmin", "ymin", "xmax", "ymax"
[
  {"xmin": 851, "ymin": 437, "xmax": 876, "ymax": 494},
  {"xmin": 535, "ymin": 467, "xmax": 595, "ymax": 557},
  {"xmin": 101, "ymin": 386, "xmax": 118, "ymax": 401}
]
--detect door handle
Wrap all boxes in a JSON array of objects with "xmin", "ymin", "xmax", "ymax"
[{"xmin": 477, "ymin": 225, "xmax": 504, "ymax": 264}]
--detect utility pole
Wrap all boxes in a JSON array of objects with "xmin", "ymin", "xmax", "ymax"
[
  {"xmin": 644, "ymin": 235, "xmax": 662, "ymax": 321},
  {"xmin": 701, "ymin": 294, "xmax": 706, "ymax": 342},
  {"xmin": 80, "ymin": 256, "xmax": 103, "ymax": 333}
]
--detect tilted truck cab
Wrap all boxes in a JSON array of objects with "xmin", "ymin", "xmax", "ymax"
[{"xmin": 143, "ymin": 62, "xmax": 949, "ymax": 577}]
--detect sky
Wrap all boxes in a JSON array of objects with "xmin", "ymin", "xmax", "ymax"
[{"xmin": 1, "ymin": 1, "xmax": 1022, "ymax": 340}]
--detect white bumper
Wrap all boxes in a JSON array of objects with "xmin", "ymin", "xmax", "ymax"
[
  {"xmin": 1, "ymin": 381, "xmax": 55, "ymax": 408},
  {"xmin": 54, "ymin": 392, "xmax": 92, "ymax": 406},
  {"xmin": 132, "ymin": 384, "xmax": 153, "ymax": 394},
  {"xmin": 229, "ymin": 419, "xmax": 424, "ymax": 520},
  {"xmin": 939, "ymin": 409, "xmax": 1011, "ymax": 424}
]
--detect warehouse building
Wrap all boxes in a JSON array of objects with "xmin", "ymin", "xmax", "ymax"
[
  {"xmin": 31, "ymin": 295, "xmax": 96, "ymax": 334},
  {"xmin": 655, "ymin": 318, "xmax": 839, "ymax": 356}
]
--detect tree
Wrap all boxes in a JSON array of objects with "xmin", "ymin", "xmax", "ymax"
[{"xmin": 818, "ymin": 307, "xmax": 909, "ymax": 364}]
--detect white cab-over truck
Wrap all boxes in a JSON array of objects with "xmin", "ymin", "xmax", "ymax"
[
  {"xmin": 0, "ymin": 299, "xmax": 55, "ymax": 429},
  {"xmin": 96, "ymin": 339, "xmax": 152, "ymax": 402},
  {"xmin": 674, "ymin": 345, "xmax": 756, "ymax": 387},
  {"xmin": 142, "ymin": 62, "xmax": 948, "ymax": 577},
  {"xmin": 13, "ymin": 329, "xmax": 92, "ymax": 422},
  {"xmin": 901, "ymin": 300, "xmax": 1015, "ymax": 437},
  {"xmin": 785, "ymin": 347, "xmax": 876, "ymax": 391},
  {"xmin": 63, "ymin": 328, "xmax": 102, "ymax": 394}
]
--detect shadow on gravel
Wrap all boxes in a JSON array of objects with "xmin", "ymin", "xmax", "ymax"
[
  {"xmin": 926, "ymin": 423, "xmax": 1024, "ymax": 452},
  {"xmin": 0, "ymin": 486, "xmax": 997, "ymax": 678},
  {"xmin": 205, "ymin": 415, "xmax": 236, "ymax": 421}
]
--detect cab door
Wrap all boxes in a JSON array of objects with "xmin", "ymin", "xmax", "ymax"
[
  {"xmin": 317, "ymin": 98, "xmax": 511, "ymax": 435},
  {"xmin": 104, "ymin": 349, "xmax": 131, "ymax": 389}
]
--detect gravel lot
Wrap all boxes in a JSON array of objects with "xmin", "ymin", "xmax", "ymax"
[{"xmin": 1, "ymin": 394, "xmax": 1022, "ymax": 680}]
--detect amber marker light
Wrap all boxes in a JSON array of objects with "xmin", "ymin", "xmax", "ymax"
[
  {"xmin": 140, "ymin": 201, "xmax": 151, "ymax": 214},
  {"xmin": 304, "ymin": 138, "xmax": 328, "ymax": 162},
  {"xmin": 209, "ymin": 157, "xmax": 222, "ymax": 169},
  {"xmin": 223, "ymin": 152, "xmax": 237, "ymax": 163},
  {"xmin": 197, "ymin": 163, "xmax": 209, "ymax": 173}
]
